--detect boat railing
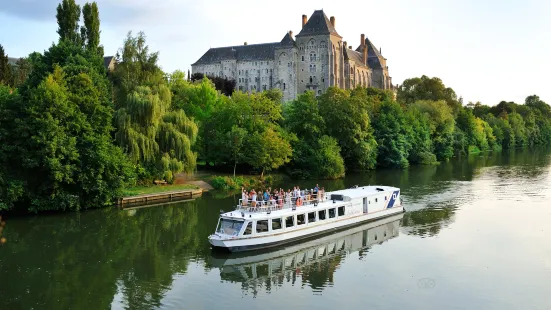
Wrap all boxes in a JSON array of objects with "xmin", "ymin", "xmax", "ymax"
[{"xmin": 236, "ymin": 193, "xmax": 326, "ymax": 212}]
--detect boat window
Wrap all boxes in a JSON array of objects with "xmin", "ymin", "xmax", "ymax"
[
  {"xmin": 243, "ymin": 222, "xmax": 253, "ymax": 235},
  {"xmin": 297, "ymin": 214, "xmax": 306, "ymax": 225},
  {"xmin": 338, "ymin": 206, "xmax": 345, "ymax": 216},
  {"xmin": 256, "ymin": 220, "xmax": 268, "ymax": 233},
  {"xmin": 218, "ymin": 218, "xmax": 244, "ymax": 236},
  {"xmin": 285, "ymin": 216, "xmax": 295, "ymax": 228},
  {"xmin": 318, "ymin": 210, "xmax": 326, "ymax": 221},
  {"xmin": 308, "ymin": 212, "xmax": 316, "ymax": 223},
  {"xmin": 329, "ymin": 208, "xmax": 336, "ymax": 218},
  {"xmin": 271, "ymin": 218, "xmax": 282, "ymax": 230},
  {"xmin": 375, "ymin": 198, "xmax": 378, "ymax": 203}
]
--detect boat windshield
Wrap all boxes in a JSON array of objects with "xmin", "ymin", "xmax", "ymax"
[{"xmin": 217, "ymin": 218, "xmax": 245, "ymax": 236}]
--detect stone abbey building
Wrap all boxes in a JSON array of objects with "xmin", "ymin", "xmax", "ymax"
[{"xmin": 191, "ymin": 10, "xmax": 394, "ymax": 101}]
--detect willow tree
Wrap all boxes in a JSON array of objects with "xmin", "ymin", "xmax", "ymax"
[{"xmin": 113, "ymin": 32, "xmax": 197, "ymax": 182}]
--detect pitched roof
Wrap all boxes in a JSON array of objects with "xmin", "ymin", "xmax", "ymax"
[
  {"xmin": 356, "ymin": 38, "xmax": 384, "ymax": 69},
  {"xmin": 343, "ymin": 48, "xmax": 367, "ymax": 67},
  {"xmin": 7, "ymin": 57, "xmax": 20, "ymax": 66},
  {"xmin": 296, "ymin": 10, "xmax": 340, "ymax": 37},
  {"xmin": 192, "ymin": 42, "xmax": 280, "ymax": 65},
  {"xmin": 279, "ymin": 33, "xmax": 296, "ymax": 47},
  {"xmin": 103, "ymin": 56, "xmax": 114, "ymax": 68}
]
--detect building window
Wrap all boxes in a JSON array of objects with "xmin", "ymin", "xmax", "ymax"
[
  {"xmin": 279, "ymin": 61, "xmax": 281, "ymax": 65},
  {"xmin": 263, "ymin": 85, "xmax": 267, "ymax": 91},
  {"xmin": 318, "ymin": 90, "xmax": 322, "ymax": 95},
  {"xmin": 310, "ymin": 76, "xmax": 313, "ymax": 83},
  {"xmin": 310, "ymin": 64, "xmax": 316, "ymax": 72},
  {"xmin": 302, "ymin": 56, "xmax": 304, "ymax": 61},
  {"xmin": 310, "ymin": 52, "xmax": 316, "ymax": 62},
  {"xmin": 283, "ymin": 83, "xmax": 286, "ymax": 90},
  {"xmin": 288, "ymin": 62, "xmax": 291, "ymax": 67}
]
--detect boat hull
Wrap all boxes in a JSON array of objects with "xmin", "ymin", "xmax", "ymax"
[{"xmin": 210, "ymin": 206, "xmax": 404, "ymax": 252}]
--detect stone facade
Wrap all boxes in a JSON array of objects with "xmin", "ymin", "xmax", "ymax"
[{"xmin": 191, "ymin": 10, "xmax": 394, "ymax": 101}]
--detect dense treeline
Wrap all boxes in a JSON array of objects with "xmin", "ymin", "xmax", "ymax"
[{"xmin": 1, "ymin": 0, "xmax": 550, "ymax": 213}]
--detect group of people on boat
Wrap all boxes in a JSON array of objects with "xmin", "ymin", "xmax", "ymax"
[{"xmin": 240, "ymin": 185, "xmax": 326, "ymax": 209}]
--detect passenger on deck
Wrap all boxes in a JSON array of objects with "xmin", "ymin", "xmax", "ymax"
[
  {"xmin": 314, "ymin": 184, "xmax": 319, "ymax": 199},
  {"xmin": 251, "ymin": 190, "xmax": 257, "ymax": 207}
]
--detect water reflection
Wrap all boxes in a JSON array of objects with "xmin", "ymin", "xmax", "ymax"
[
  {"xmin": 1, "ymin": 147, "xmax": 550, "ymax": 309},
  {"xmin": 208, "ymin": 214, "xmax": 403, "ymax": 295}
]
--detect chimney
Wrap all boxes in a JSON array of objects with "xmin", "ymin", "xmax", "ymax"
[
  {"xmin": 302, "ymin": 14, "xmax": 308, "ymax": 28},
  {"xmin": 363, "ymin": 46, "xmax": 367, "ymax": 64},
  {"xmin": 361, "ymin": 34, "xmax": 365, "ymax": 47},
  {"xmin": 330, "ymin": 16, "xmax": 335, "ymax": 28},
  {"xmin": 244, "ymin": 42, "xmax": 247, "ymax": 45},
  {"xmin": 289, "ymin": 30, "xmax": 293, "ymax": 38},
  {"xmin": 380, "ymin": 47, "xmax": 382, "ymax": 54}
]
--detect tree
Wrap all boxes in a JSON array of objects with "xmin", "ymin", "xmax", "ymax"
[
  {"xmin": 397, "ymin": 75, "xmax": 461, "ymax": 113},
  {"xmin": 372, "ymin": 100, "xmax": 411, "ymax": 168},
  {"xmin": 56, "ymin": 0, "xmax": 82, "ymax": 44},
  {"xmin": 170, "ymin": 72, "xmax": 220, "ymax": 122},
  {"xmin": 201, "ymin": 91, "xmax": 292, "ymax": 175},
  {"xmin": 112, "ymin": 32, "xmax": 198, "ymax": 182},
  {"xmin": 82, "ymin": 2, "xmax": 102, "ymax": 54},
  {"xmin": 405, "ymin": 107, "xmax": 437, "ymax": 164},
  {"xmin": 0, "ymin": 45, "xmax": 10, "ymax": 85},
  {"xmin": 284, "ymin": 91, "xmax": 345, "ymax": 179},
  {"xmin": 411, "ymin": 100, "xmax": 455, "ymax": 160},
  {"xmin": 319, "ymin": 87, "xmax": 377, "ymax": 170}
]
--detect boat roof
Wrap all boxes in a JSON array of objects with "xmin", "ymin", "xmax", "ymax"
[
  {"xmin": 329, "ymin": 185, "xmax": 399, "ymax": 199},
  {"xmin": 220, "ymin": 185, "xmax": 399, "ymax": 220}
]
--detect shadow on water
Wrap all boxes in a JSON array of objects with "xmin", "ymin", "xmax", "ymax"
[{"xmin": 0, "ymin": 147, "xmax": 550, "ymax": 308}]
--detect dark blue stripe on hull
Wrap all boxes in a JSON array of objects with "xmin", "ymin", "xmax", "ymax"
[{"xmin": 211, "ymin": 208, "xmax": 405, "ymax": 253}]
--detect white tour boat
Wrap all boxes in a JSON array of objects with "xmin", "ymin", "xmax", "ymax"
[{"xmin": 208, "ymin": 185, "xmax": 404, "ymax": 252}]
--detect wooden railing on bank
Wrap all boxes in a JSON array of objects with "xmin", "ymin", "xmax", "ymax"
[{"xmin": 118, "ymin": 189, "xmax": 203, "ymax": 207}]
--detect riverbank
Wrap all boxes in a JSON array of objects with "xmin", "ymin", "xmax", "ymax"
[{"xmin": 122, "ymin": 184, "xmax": 200, "ymax": 197}]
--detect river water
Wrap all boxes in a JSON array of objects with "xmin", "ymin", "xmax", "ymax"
[{"xmin": 1, "ymin": 148, "xmax": 550, "ymax": 310}]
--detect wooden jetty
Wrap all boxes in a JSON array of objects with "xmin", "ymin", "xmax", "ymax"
[{"xmin": 118, "ymin": 189, "xmax": 203, "ymax": 208}]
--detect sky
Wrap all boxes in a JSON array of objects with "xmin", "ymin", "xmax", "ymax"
[{"xmin": 1, "ymin": 0, "xmax": 550, "ymax": 105}]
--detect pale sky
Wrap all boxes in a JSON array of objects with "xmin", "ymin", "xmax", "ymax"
[{"xmin": 1, "ymin": 0, "xmax": 550, "ymax": 105}]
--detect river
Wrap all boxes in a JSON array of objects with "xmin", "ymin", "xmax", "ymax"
[{"xmin": 1, "ymin": 148, "xmax": 550, "ymax": 310}]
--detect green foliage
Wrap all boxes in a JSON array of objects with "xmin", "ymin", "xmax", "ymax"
[
  {"xmin": 0, "ymin": 45, "xmax": 12, "ymax": 85},
  {"xmin": 318, "ymin": 87, "xmax": 377, "ymax": 171},
  {"xmin": 112, "ymin": 32, "xmax": 198, "ymax": 182},
  {"xmin": 170, "ymin": 72, "xmax": 220, "ymax": 122},
  {"xmin": 210, "ymin": 175, "xmax": 277, "ymax": 190},
  {"xmin": 56, "ymin": 0, "xmax": 82, "ymax": 44},
  {"xmin": 405, "ymin": 108, "xmax": 437, "ymax": 164},
  {"xmin": 201, "ymin": 91, "xmax": 293, "ymax": 175},
  {"xmin": 397, "ymin": 75, "xmax": 461, "ymax": 112},
  {"xmin": 411, "ymin": 100, "xmax": 455, "ymax": 161},
  {"xmin": 283, "ymin": 91, "xmax": 345, "ymax": 179},
  {"xmin": 82, "ymin": 2, "xmax": 102, "ymax": 54},
  {"xmin": 0, "ymin": 61, "xmax": 133, "ymax": 212},
  {"xmin": 372, "ymin": 100, "xmax": 411, "ymax": 168}
]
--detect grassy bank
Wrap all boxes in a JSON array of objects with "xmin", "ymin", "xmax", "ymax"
[
  {"xmin": 122, "ymin": 184, "xmax": 200, "ymax": 197},
  {"xmin": 208, "ymin": 175, "xmax": 281, "ymax": 190}
]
